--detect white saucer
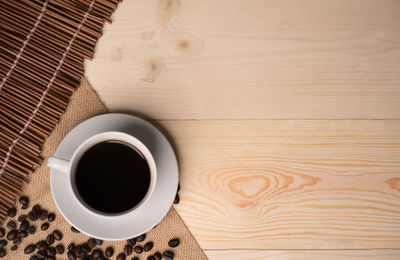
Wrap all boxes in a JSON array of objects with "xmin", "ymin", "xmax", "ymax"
[{"xmin": 50, "ymin": 113, "xmax": 178, "ymax": 240}]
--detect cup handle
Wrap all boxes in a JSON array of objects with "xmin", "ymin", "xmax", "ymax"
[{"xmin": 47, "ymin": 157, "xmax": 70, "ymax": 173}]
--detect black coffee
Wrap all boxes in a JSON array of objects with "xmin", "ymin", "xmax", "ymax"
[{"xmin": 75, "ymin": 141, "xmax": 150, "ymax": 214}]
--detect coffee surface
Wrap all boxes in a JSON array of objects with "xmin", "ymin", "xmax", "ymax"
[{"xmin": 75, "ymin": 141, "xmax": 150, "ymax": 214}]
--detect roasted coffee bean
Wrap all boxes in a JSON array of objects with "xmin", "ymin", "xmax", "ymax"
[
  {"xmin": 32, "ymin": 204, "xmax": 41, "ymax": 215},
  {"xmin": 13, "ymin": 237, "xmax": 21, "ymax": 245},
  {"xmin": 19, "ymin": 196, "xmax": 29, "ymax": 206},
  {"xmin": 21, "ymin": 204, "xmax": 29, "ymax": 210},
  {"xmin": 68, "ymin": 243, "xmax": 76, "ymax": 251},
  {"xmin": 49, "ymin": 247, "xmax": 57, "ymax": 256},
  {"xmin": 0, "ymin": 228, "xmax": 4, "ymax": 238},
  {"xmin": 37, "ymin": 250, "xmax": 47, "ymax": 259},
  {"xmin": 6, "ymin": 220, "xmax": 16, "ymax": 229},
  {"xmin": 135, "ymin": 234, "xmax": 146, "ymax": 242},
  {"xmin": 0, "ymin": 248, "xmax": 5, "ymax": 258},
  {"xmin": 173, "ymin": 194, "xmax": 180, "ymax": 204},
  {"xmin": 116, "ymin": 253, "xmax": 126, "ymax": 260},
  {"xmin": 20, "ymin": 220, "xmax": 29, "ymax": 231},
  {"xmin": 0, "ymin": 240, "xmax": 7, "ymax": 248},
  {"xmin": 56, "ymin": 244, "xmax": 65, "ymax": 254},
  {"xmin": 168, "ymin": 238, "xmax": 180, "ymax": 248},
  {"xmin": 10, "ymin": 245, "xmax": 18, "ymax": 251},
  {"xmin": 46, "ymin": 234, "xmax": 55, "ymax": 245},
  {"xmin": 95, "ymin": 239, "xmax": 103, "ymax": 245},
  {"xmin": 28, "ymin": 211, "xmax": 38, "ymax": 221},
  {"xmin": 28, "ymin": 226, "xmax": 36, "ymax": 234},
  {"xmin": 154, "ymin": 252, "xmax": 162, "ymax": 260},
  {"xmin": 143, "ymin": 242, "xmax": 153, "ymax": 252},
  {"xmin": 88, "ymin": 238, "xmax": 96, "ymax": 248},
  {"xmin": 68, "ymin": 250, "xmax": 77, "ymax": 260},
  {"xmin": 162, "ymin": 250, "xmax": 174, "ymax": 260},
  {"xmin": 132, "ymin": 257, "xmax": 139, "ymax": 260},
  {"xmin": 105, "ymin": 247, "xmax": 114, "ymax": 257},
  {"xmin": 92, "ymin": 248, "xmax": 103, "ymax": 258},
  {"xmin": 18, "ymin": 214, "xmax": 27, "ymax": 222},
  {"xmin": 71, "ymin": 226, "xmax": 80, "ymax": 233},
  {"xmin": 40, "ymin": 222, "xmax": 49, "ymax": 230},
  {"xmin": 147, "ymin": 256, "xmax": 155, "ymax": 260},
  {"xmin": 20, "ymin": 230, "xmax": 28, "ymax": 238},
  {"xmin": 48, "ymin": 256, "xmax": 56, "ymax": 260},
  {"xmin": 83, "ymin": 243, "xmax": 91, "ymax": 252},
  {"xmin": 24, "ymin": 244, "xmax": 36, "ymax": 254},
  {"xmin": 39, "ymin": 210, "xmax": 48, "ymax": 221},
  {"xmin": 6, "ymin": 230, "xmax": 18, "ymax": 240},
  {"xmin": 7, "ymin": 207, "xmax": 16, "ymax": 218},
  {"xmin": 29, "ymin": 256, "xmax": 39, "ymax": 260},
  {"xmin": 133, "ymin": 246, "xmax": 143, "ymax": 254},
  {"xmin": 53, "ymin": 230, "xmax": 62, "ymax": 240},
  {"xmin": 124, "ymin": 244, "xmax": 133, "ymax": 255},
  {"xmin": 78, "ymin": 248, "xmax": 88, "ymax": 259},
  {"xmin": 127, "ymin": 238, "xmax": 136, "ymax": 246},
  {"xmin": 37, "ymin": 241, "xmax": 49, "ymax": 251},
  {"xmin": 47, "ymin": 213, "xmax": 56, "ymax": 222}
]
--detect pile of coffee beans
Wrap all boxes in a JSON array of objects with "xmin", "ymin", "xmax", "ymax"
[{"xmin": 0, "ymin": 195, "xmax": 181, "ymax": 259}]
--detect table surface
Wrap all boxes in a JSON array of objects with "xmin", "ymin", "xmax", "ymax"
[{"xmin": 85, "ymin": 1, "xmax": 400, "ymax": 259}]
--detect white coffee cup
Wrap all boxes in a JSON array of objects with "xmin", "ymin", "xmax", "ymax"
[{"xmin": 47, "ymin": 131, "xmax": 157, "ymax": 217}]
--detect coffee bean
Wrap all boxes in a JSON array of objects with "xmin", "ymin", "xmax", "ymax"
[
  {"xmin": 124, "ymin": 244, "xmax": 133, "ymax": 255},
  {"xmin": 133, "ymin": 246, "xmax": 143, "ymax": 254},
  {"xmin": 13, "ymin": 237, "xmax": 21, "ymax": 245},
  {"xmin": 116, "ymin": 253, "xmax": 126, "ymax": 260},
  {"xmin": 0, "ymin": 240, "xmax": 7, "ymax": 248},
  {"xmin": 6, "ymin": 230, "xmax": 18, "ymax": 240},
  {"xmin": 28, "ymin": 211, "xmax": 38, "ymax": 221},
  {"xmin": 48, "ymin": 256, "xmax": 56, "ymax": 260},
  {"xmin": 53, "ymin": 230, "xmax": 63, "ymax": 240},
  {"xmin": 68, "ymin": 243, "xmax": 75, "ymax": 251},
  {"xmin": 162, "ymin": 250, "xmax": 174, "ymax": 260},
  {"xmin": 168, "ymin": 238, "xmax": 180, "ymax": 248},
  {"xmin": 154, "ymin": 252, "xmax": 162, "ymax": 260},
  {"xmin": 46, "ymin": 234, "xmax": 55, "ymax": 245},
  {"xmin": 20, "ymin": 219, "xmax": 29, "ymax": 231},
  {"xmin": 95, "ymin": 239, "xmax": 103, "ymax": 245},
  {"xmin": 21, "ymin": 204, "xmax": 29, "ymax": 210},
  {"xmin": 39, "ymin": 210, "xmax": 48, "ymax": 221},
  {"xmin": 20, "ymin": 230, "xmax": 28, "ymax": 238},
  {"xmin": 37, "ymin": 250, "xmax": 47, "ymax": 259},
  {"xmin": 135, "ymin": 234, "xmax": 146, "ymax": 242},
  {"xmin": 24, "ymin": 244, "xmax": 36, "ymax": 254},
  {"xmin": 7, "ymin": 207, "xmax": 16, "ymax": 218},
  {"xmin": 83, "ymin": 243, "xmax": 91, "ymax": 253},
  {"xmin": 0, "ymin": 248, "xmax": 5, "ymax": 258},
  {"xmin": 18, "ymin": 214, "xmax": 27, "ymax": 222},
  {"xmin": 56, "ymin": 244, "xmax": 65, "ymax": 254},
  {"xmin": 71, "ymin": 226, "xmax": 80, "ymax": 233},
  {"xmin": 147, "ymin": 256, "xmax": 155, "ymax": 260},
  {"xmin": 127, "ymin": 238, "xmax": 136, "ymax": 246},
  {"xmin": 88, "ymin": 238, "xmax": 96, "ymax": 248},
  {"xmin": 49, "ymin": 246, "xmax": 57, "ymax": 256},
  {"xmin": 105, "ymin": 247, "xmax": 114, "ymax": 257},
  {"xmin": 78, "ymin": 248, "xmax": 88, "ymax": 259},
  {"xmin": 68, "ymin": 250, "xmax": 77, "ymax": 260},
  {"xmin": 28, "ymin": 226, "xmax": 36, "ymax": 234},
  {"xmin": 0, "ymin": 228, "xmax": 4, "ymax": 238},
  {"xmin": 143, "ymin": 242, "xmax": 153, "ymax": 252},
  {"xmin": 173, "ymin": 194, "xmax": 180, "ymax": 204},
  {"xmin": 132, "ymin": 257, "xmax": 139, "ymax": 260},
  {"xmin": 10, "ymin": 245, "xmax": 18, "ymax": 251},
  {"xmin": 47, "ymin": 213, "xmax": 56, "ymax": 222},
  {"xmin": 32, "ymin": 204, "xmax": 41, "ymax": 215},
  {"xmin": 19, "ymin": 196, "xmax": 29, "ymax": 206},
  {"xmin": 40, "ymin": 222, "xmax": 49, "ymax": 231},
  {"xmin": 29, "ymin": 256, "xmax": 39, "ymax": 260},
  {"xmin": 6, "ymin": 220, "xmax": 16, "ymax": 229},
  {"xmin": 37, "ymin": 241, "xmax": 49, "ymax": 251},
  {"xmin": 92, "ymin": 248, "xmax": 103, "ymax": 258}
]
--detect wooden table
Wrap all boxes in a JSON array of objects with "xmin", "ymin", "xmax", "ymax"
[{"xmin": 86, "ymin": 1, "xmax": 400, "ymax": 259}]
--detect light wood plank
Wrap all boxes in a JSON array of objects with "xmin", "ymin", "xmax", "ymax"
[
  {"xmin": 156, "ymin": 120, "xmax": 400, "ymax": 249},
  {"xmin": 86, "ymin": 0, "xmax": 400, "ymax": 119},
  {"xmin": 206, "ymin": 250, "xmax": 400, "ymax": 260}
]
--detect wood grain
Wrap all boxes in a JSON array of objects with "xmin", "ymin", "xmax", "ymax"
[
  {"xmin": 206, "ymin": 250, "xmax": 400, "ymax": 260},
  {"xmin": 86, "ymin": 0, "xmax": 400, "ymax": 119},
  {"xmin": 158, "ymin": 120, "xmax": 400, "ymax": 249}
]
